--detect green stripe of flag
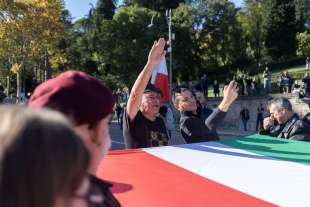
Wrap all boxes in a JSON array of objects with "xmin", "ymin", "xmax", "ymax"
[{"xmin": 219, "ymin": 134, "xmax": 310, "ymax": 166}]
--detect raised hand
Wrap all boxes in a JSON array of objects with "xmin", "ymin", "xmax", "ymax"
[
  {"xmin": 218, "ymin": 81, "xmax": 239, "ymax": 112},
  {"xmin": 127, "ymin": 38, "xmax": 166, "ymax": 120},
  {"xmin": 147, "ymin": 38, "xmax": 166, "ymax": 67},
  {"xmin": 263, "ymin": 117, "xmax": 274, "ymax": 130},
  {"xmin": 223, "ymin": 81, "xmax": 239, "ymax": 105}
]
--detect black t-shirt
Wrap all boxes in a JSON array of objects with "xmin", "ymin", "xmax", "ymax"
[{"xmin": 123, "ymin": 111, "xmax": 169, "ymax": 149}]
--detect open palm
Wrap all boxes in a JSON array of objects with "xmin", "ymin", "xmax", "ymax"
[{"xmin": 147, "ymin": 38, "xmax": 166, "ymax": 67}]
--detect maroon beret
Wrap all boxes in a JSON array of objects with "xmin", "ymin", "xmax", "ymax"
[{"xmin": 28, "ymin": 70, "xmax": 115, "ymax": 126}]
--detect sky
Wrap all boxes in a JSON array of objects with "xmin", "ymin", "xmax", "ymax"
[{"xmin": 64, "ymin": 0, "xmax": 244, "ymax": 21}]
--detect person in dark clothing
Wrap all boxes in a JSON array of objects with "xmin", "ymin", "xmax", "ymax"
[
  {"xmin": 174, "ymin": 81, "xmax": 238, "ymax": 143},
  {"xmin": 252, "ymin": 76, "xmax": 260, "ymax": 95},
  {"xmin": 200, "ymin": 73, "xmax": 208, "ymax": 97},
  {"xmin": 123, "ymin": 38, "xmax": 170, "ymax": 149},
  {"xmin": 245, "ymin": 77, "xmax": 252, "ymax": 96},
  {"xmin": 256, "ymin": 104, "xmax": 264, "ymax": 131},
  {"xmin": 278, "ymin": 72, "xmax": 284, "ymax": 93},
  {"xmin": 28, "ymin": 70, "xmax": 121, "ymax": 207},
  {"xmin": 115, "ymin": 103, "xmax": 123, "ymax": 124},
  {"xmin": 213, "ymin": 80, "xmax": 220, "ymax": 97},
  {"xmin": 240, "ymin": 107, "xmax": 250, "ymax": 131},
  {"xmin": 236, "ymin": 76, "xmax": 245, "ymax": 96},
  {"xmin": 302, "ymin": 72, "xmax": 310, "ymax": 96},
  {"xmin": 259, "ymin": 98, "xmax": 310, "ymax": 141}
]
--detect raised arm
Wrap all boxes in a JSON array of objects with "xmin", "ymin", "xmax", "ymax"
[
  {"xmin": 206, "ymin": 81, "xmax": 238, "ymax": 130},
  {"xmin": 218, "ymin": 81, "xmax": 238, "ymax": 112},
  {"xmin": 126, "ymin": 38, "xmax": 166, "ymax": 121}
]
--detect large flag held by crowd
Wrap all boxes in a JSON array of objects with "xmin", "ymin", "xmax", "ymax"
[{"xmin": 98, "ymin": 135, "xmax": 310, "ymax": 207}]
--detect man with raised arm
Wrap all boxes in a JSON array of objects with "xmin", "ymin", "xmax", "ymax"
[
  {"xmin": 123, "ymin": 38, "xmax": 171, "ymax": 149},
  {"xmin": 174, "ymin": 81, "xmax": 239, "ymax": 143}
]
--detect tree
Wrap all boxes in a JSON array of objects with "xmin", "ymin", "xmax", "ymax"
[
  {"xmin": 264, "ymin": 0, "xmax": 297, "ymax": 60},
  {"xmin": 0, "ymin": 0, "xmax": 65, "ymax": 97},
  {"xmin": 238, "ymin": 0, "xmax": 265, "ymax": 70},
  {"xmin": 198, "ymin": 0, "xmax": 245, "ymax": 72},
  {"xmin": 297, "ymin": 31, "xmax": 310, "ymax": 57},
  {"xmin": 123, "ymin": 0, "xmax": 185, "ymax": 11},
  {"xmin": 295, "ymin": 0, "xmax": 310, "ymax": 32},
  {"xmin": 94, "ymin": 0, "xmax": 117, "ymax": 20},
  {"xmin": 94, "ymin": 5, "xmax": 165, "ymax": 87},
  {"xmin": 172, "ymin": 3, "xmax": 200, "ymax": 82}
]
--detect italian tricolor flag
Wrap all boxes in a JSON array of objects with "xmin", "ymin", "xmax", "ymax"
[
  {"xmin": 151, "ymin": 58, "xmax": 170, "ymax": 104},
  {"xmin": 97, "ymin": 135, "xmax": 310, "ymax": 207}
]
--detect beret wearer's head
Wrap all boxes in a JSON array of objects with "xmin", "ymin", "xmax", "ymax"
[{"xmin": 28, "ymin": 70, "xmax": 115, "ymax": 126}]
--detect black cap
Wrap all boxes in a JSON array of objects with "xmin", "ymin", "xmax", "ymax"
[{"xmin": 144, "ymin": 84, "xmax": 162, "ymax": 96}]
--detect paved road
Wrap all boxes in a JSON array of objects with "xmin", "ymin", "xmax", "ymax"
[
  {"xmin": 109, "ymin": 119, "xmax": 256, "ymax": 150},
  {"xmin": 110, "ymin": 120, "xmax": 126, "ymax": 150}
]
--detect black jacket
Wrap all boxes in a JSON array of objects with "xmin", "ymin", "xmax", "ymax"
[
  {"xmin": 179, "ymin": 108, "xmax": 226, "ymax": 143},
  {"xmin": 260, "ymin": 114, "xmax": 310, "ymax": 141},
  {"xmin": 90, "ymin": 175, "xmax": 121, "ymax": 207}
]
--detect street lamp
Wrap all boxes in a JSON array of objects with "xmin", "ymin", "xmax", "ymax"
[
  {"xmin": 166, "ymin": 9, "xmax": 173, "ymax": 104},
  {"xmin": 148, "ymin": 9, "xmax": 174, "ymax": 103}
]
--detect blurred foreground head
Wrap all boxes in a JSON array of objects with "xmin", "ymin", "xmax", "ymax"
[
  {"xmin": 28, "ymin": 70, "xmax": 115, "ymax": 173},
  {"xmin": 0, "ymin": 106, "xmax": 90, "ymax": 207}
]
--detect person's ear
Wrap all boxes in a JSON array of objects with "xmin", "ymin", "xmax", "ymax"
[{"xmin": 88, "ymin": 123, "xmax": 102, "ymax": 147}]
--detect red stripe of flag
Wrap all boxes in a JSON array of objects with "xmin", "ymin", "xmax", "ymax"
[
  {"xmin": 97, "ymin": 149, "xmax": 276, "ymax": 207},
  {"xmin": 151, "ymin": 58, "xmax": 170, "ymax": 104},
  {"xmin": 154, "ymin": 73, "xmax": 169, "ymax": 103}
]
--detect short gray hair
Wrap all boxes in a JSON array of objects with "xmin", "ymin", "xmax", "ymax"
[{"xmin": 267, "ymin": 97, "xmax": 292, "ymax": 111}]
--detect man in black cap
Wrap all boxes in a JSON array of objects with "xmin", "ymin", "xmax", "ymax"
[{"xmin": 123, "ymin": 38, "xmax": 170, "ymax": 149}]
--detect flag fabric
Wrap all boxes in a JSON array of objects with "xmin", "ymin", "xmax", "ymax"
[
  {"xmin": 97, "ymin": 135, "xmax": 310, "ymax": 207},
  {"xmin": 151, "ymin": 58, "xmax": 170, "ymax": 103}
]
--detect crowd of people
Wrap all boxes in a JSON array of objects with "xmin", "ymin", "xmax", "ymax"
[
  {"xmin": 1, "ymin": 38, "xmax": 310, "ymax": 207},
  {"xmin": 188, "ymin": 64, "xmax": 310, "ymax": 99}
]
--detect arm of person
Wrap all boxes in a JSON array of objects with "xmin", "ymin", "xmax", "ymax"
[
  {"xmin": 205, "ymin": 81, "xmax": 238, "ymax": 131},
  {"xmin": 126, "ymin": 38, "xmax": 166, "ymax": 121},
  {"xmin": 288, "ymin": 121, "xmax": 310, "ymax": 141}
]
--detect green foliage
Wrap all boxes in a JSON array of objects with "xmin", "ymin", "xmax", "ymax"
[
  {"xmin": 297, "ymin": 31, "xmax": 310, "ymax": 57},
  {"xmin": 238, "ymin": 0, "xmax": 265, "ymax": 63},
  {"xmin": 123, "ymin": 0, "xmax": 185, "ymax": 11},
  {"xmin": 95, "ymin": 6, "xmax": 164, "ymax": 87},
  {"xmin": 264, "ymin": 0, "xmax": 297, "ymax": 61},
  {"xmin": 172, "ymin": 3, "xmax": 198, "ymax": 82},
  {"xmin": 94, "ymin": 0, "xmax": 117, "ymax": 20},
  {"xmin": 198, "ymin": 0, "xmax": 246, "ymax": 70},
  {"xmin": 60, "ymin": 0, "xmax": 306, "ymax": 88},
  {"xmin": 295, "ymin": 0, "xmax": 310, "ymax": 32}
]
